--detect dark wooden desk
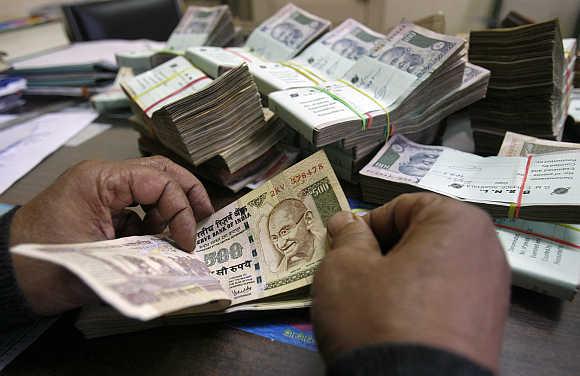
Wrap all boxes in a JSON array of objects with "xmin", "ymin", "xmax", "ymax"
[{"xmin": 2, "ymin": 123, "xmax": 579, "ymax": 375}]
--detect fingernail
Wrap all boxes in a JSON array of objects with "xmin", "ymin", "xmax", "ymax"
[{"xmin": 327, "ymin": 211, "xmax": 356, "ymax": 236}]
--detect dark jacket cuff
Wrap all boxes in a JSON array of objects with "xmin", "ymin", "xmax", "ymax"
[
  {"xmin": 0, "ymin": 207, "xmax": 39, "ymax": 332},
  {"xmin": 327, "ymin": 343, "xmax": 494, "ymax": 376}
]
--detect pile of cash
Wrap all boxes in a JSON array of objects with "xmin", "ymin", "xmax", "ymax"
[
  {"xmin": 250, "ymin": 18, "xmax": 386, "ymax": 95},
  {"xmin": 136, "ymin": 111, "xmax": 300, "ymax": 193},
  {"xmin": 469, "ymin": 20, "xmax": 569, "ymax": 154},
  {"xmin": 268, "ymin": 22, "xmax": 489, "ymax": 181},
  {"xmin": 186, "ymin": 3, "xmax": 331, "ymax": 78},
  {"xmin": 496, "ymin": 131, "xmax": 580, "ymax": 301},
  {"xmin": 121, "ymin": 56, "xmax": 280, "ymax": 175},
  {"xmin": 116, "ymin": 5, "xmax": 237, "ymax": 74},
  {"xmin": 168, "ymin": 5, "xmax": 235, "ymax": 50},
  {"xmin": 359, "ymin": 134, "xmax": 580, "ymax": 222},
  {"xmin": 12, "ymin": 152, "xmax": 348, "ymax": 334}
]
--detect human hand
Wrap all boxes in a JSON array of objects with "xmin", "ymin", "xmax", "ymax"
[
  {"xmin": 9, "ymin": 156, "xmax": 214, "ymax": 315},
  {"xmin": 312, "ymin": 193, "xmax": 510, "ymax": 372}
]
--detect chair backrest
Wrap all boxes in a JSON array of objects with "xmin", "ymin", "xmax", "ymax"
[{"xmin": 63, "ymin": 0, "xmax": 182, "ymax": 42}]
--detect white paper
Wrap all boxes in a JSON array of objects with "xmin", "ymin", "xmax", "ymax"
[
  {"xmin": 0, "ymin": 110, "xmax": 98, "ymax": 194},
  {"xmin": 13, "ymin": 40, "xmax": 165, "ymax": 69},
  {"xmin": 65, "ymin": 122, "xmax": 111, "ymax": 147}
]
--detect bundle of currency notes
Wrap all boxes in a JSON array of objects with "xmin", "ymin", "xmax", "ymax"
[
  {"xmin": 116, "ymin": 5, "xmax": 237, "ymax": 73},
  {"xmin": 340, "ymin": 62, "xmax": 490, "ymax": 149},
  {"xmin": 136, "ymin": 113, "xmax": 300, "ymax": 193},
  {"xmin": 121, "ymin": 56, "xmax": 278, "ymax": 174},
  {"xmin": 90, "ymin": 67, "xmax": 134, "ymax": 113},
  {"xmin": 11, "ymin": 151, "xmax": 349, "ymax": 322},
  {"xmin": 496, "ymin": 131, "xmax": 580, "ymax": 300},
  {"xmin": 469, "ymin": 20, "xmax": 570, "ymax": 154},
  {"xmin": 186, "ymin": 3, "xmax": 331, "ymax": 78},
  {"xmin": 360, "ymin": 134, "xmax": 580, "ymax": 222},
  {"xmin": 294, "ymin": 62, "xmax": 490, "ymax": 180},
  {"xmin": 268, "ymin": 22, "xmax": 468, "ymax": 148},
  {"xmin": 250, "ymin": 18, "xmax": 387, "ymax": 95},
  {"xmin": 266, "ymin": 22, "xmax": 490, "ymax": 182}
]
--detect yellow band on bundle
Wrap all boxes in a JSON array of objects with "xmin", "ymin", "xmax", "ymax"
[
  {"xmin": 557, "ymin": 223, "xmax": 580, "ymax": 232},
  {"xmin": 133, "ymin": 66, "xmax": 200, "ymax": 102},
  {"xmin": 507, "ymin": 203, "xmax": 518, "ymax": 219},
  {"xmin": 280, "ymin": 61, "xmax": 324, "ymax": 84},
  {"xmin": 310, "ymin": 86, "xmax": 369, "ymax": 130},
  {"xmin": 338, "ymin": 79, "xmax": 391, "ymax": 139}
]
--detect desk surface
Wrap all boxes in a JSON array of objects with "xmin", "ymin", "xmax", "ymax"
[{"xmin": 2, "ymin": 123, "xmax": 580, "ymax": 375}]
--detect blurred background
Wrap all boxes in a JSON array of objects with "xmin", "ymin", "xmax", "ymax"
[{"xmin": 2, "ymin": 0, "xmax": 579, "ymax": 37}]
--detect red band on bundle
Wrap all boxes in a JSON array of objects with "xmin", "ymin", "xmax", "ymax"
[
  {"xmin": 364, "ymin": 111, "xmax": 373, "ymax": 129},
  {"xmin": 225, "ymin": 48, "xmax": 253, "ymax": 63},
  {"xmin": 495, "ymin": 223, "xmax": 580, "ymax": 250},
  {"xmin": 513, "ymin": 155, "xmax": 533, "ymax": 219},
  {"xmin": 144, "ymin": 76, "xmax": 210, "ymax": 115}
]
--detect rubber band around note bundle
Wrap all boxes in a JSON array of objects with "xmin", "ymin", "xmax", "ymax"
[
  {"xmin": 495, "ymin": 223, "xmax": 580, "ymax": 250},
  {"xmin": 508, "ymin": 155, "xmax": 533, "ymax": 219},
  {"xmin": 132, "ymin": 66, "xmax": 201, "ymax": 103},
  {"xmin": 309, "ymin": 86, "xmax": 369, "ymax": 130},
  {"xmin": 143, "ymin": 75, "xmax": 210, "ymax": 115},
  {"xmin": 280, "ymin": 61, "xmax": 325, "ymax": 84},
  {"xmin": 338, "ymin": 79, "xmax": 391, "ymax": 139},
  {"xmin": 558, "ymin": 223, "xmax": 580, "ymax": 232},
  {"xmin": 224, "ymin": 48, "xmax": 260, "ymax": 63}
]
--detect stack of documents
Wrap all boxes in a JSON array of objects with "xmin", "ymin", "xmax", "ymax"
[
  {"xmin": 7, "ymin": 40, "xmax": 163, "ymax": 97},
  {"xmin": 469, "ymin": 20, "xmax": 568, "ymax": 153},
  {"xmin": 116, "ymin": 5, "xmax": 237, "ymax": 74},
  {"xmin": 359, "ymin": 134, "xmax": 580, "ymax": 222},
  {"xmin": 186, "ymin": 3, "xmax": 331, "ymax": 78},
  {"xmin": 0, "ymin": 77, "xmax": 26, "ymax": 112}
]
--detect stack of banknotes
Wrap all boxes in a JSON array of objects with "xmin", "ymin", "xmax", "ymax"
[
  {"xmin": 266, "ymin": 21, "xmax": 489, "ymax": 181},
  {"xmin": 469, "ymin": 20, "xmax": 572, "ymax": 154},
  {"xmin": 359, "ymin": 134, "xmax": 580, "ymax": 222},
  {"xmin": 249, "ymin": 18, "xmax": 387, "ymax": 96},
  {"xmin": 11, "ymin": 152, "xmax": 349, "ymax": 337},
  {"xmin": 496, "ymin": 131, "xmax": 580, "ymax": 301},
  {"xmin": 136, "ymin": 111, "xmax": 300, "ymax": 193},
  {"xmin": 116, "ymin": 5, "xmax": 238, "ymax": 74},
  {"xmin": 186, "ymin": 4, "xmax": 331, "ymax": 78},
  {"xmin": 121, "ymin": 57, "xmax": 282, "ymax": 175}
]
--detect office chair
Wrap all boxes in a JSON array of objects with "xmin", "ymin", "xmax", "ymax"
[{"xmin": 63, "ymin": 0, "xmax": 183, "ymax": 42}]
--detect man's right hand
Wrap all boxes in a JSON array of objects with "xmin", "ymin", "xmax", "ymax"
[{"xmin": 312, "ymin": 193, "xmax": 510, "ymax": 373}]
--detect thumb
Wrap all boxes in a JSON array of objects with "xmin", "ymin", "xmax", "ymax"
[{"xmin": 327, "ymin": 211, "xmax": 381, "ymax": 255}]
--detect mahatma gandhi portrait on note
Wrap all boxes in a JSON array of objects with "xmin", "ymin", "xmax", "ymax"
[{"xmin": 265, "ymin": 198, "xmax": 323, "ymax": 273}]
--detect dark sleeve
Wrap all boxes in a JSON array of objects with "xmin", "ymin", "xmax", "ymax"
[
  {"xmin": 327, "ymin": 343, "xmax": 494, "ymax": 376},
  {"xmin": 0, "ymin": 207, "xmax": 38, "ymax": 332}
]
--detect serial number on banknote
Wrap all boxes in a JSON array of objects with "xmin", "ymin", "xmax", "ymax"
[{"xmin": 289, "ymin": 162, "xmax": 326, "ymax": 186}]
